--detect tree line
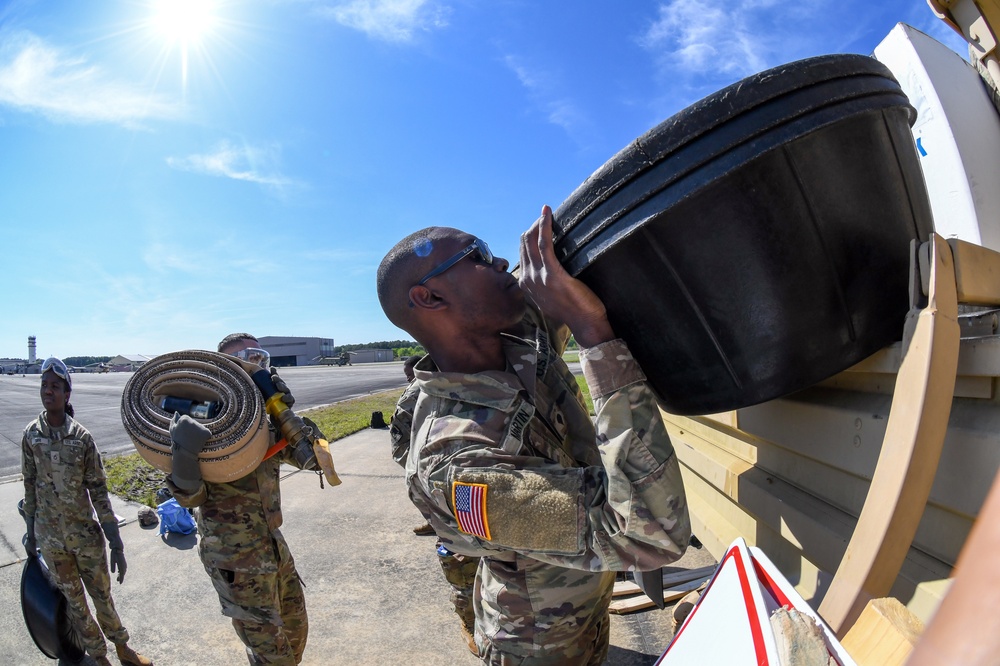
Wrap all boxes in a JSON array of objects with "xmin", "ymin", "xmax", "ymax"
[
  {"xmin": 334, "ymin": 341, "xmax": 425, "ymax": 360},
  {"xmin": 335, "ymin": 336, "xmax": 578, "ymax": 360},
  {"xmin": 63, "ymin": 356, "xmax": 113, "ymax": 367}
]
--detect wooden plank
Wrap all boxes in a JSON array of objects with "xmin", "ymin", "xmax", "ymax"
[
  {"xmin": 819, "ymin": 234, "xmax": 960, "ymax": 637},
  {"xmin": 840, "ymin": 598, "xmax": 923, "ymax": 666},
  {"xmin": 674, "ymin": 427, "xmax": 854, "ymax": 574},
  {"xmin": 700, "ymin": 386, "xmax": 986, "ymax": 564},
  {"xmin": 662, "ymin": 413, "xmax": 761, "ymax": 466},
  {"xmin": 608, "ymin": 577, "xmax": 710, "ymax": 614},
  {"xmin": 668, "ymin": 410, "xmax": 878, "ymax": 533},
  {"xmin": 949, "ymin": 237, "xmax": 1000, "ymax": 306},
  {"xmin": 612, "ymin": 565, "xmax": 717, "ymax": 597},
  {"xmin": 702, "ymin": 411, "xmax": 739, "ymax": 428},
  {"xmin": 818, "ymin": 368, "xmax": 992, "ymax": 400},
  {"xmin": 680, "ymin": 464, "xmax": 833, "ymax": 603},
  {"xmin": 680, "ymin": 460, "xmax": 953, "ymax": 624},
  {"xmin": 845, "ymin": 335, "xmax": 1000, "ymax": 377}
]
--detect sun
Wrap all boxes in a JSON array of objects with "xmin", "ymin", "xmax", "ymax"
[
  {"xmin": 146, "ymin": 0, "xmax": 221, "ymax": 89},
  {"xmin": 150, "ymin": 0, "xmax": 217, "ymax": 46}
]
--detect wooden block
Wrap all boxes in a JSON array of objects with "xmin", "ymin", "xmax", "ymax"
[
  {"xmin": 609, "ymin": 576, "xmax": 710, "ymax": 614},
  {"xmin": 840, "ymin": 597, "xmax": 924, "ymax": 666},
  {"xmin": 770, "ymin": 608, "xmax": 837, "ymax": 666},
  {"xmin": 949, "ymin": 237, "xmax": 1000, "ymax": 306},
  {"xmin": 612, "ymin": 565, "xmax": 717, "ymax": 598}
]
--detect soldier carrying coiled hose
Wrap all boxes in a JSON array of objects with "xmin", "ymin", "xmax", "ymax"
[{"xmin": 127, "ymin": 333, "xmax": 340, "ymax": 666}]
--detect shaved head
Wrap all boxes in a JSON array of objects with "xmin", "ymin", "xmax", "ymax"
[
  {"xmin": 218, "ymin": 332, "xmax": 258, "ymax": 353},
  {"xmin": 377, "ymin": 226, "xmax": 466, "ymax": 330}
]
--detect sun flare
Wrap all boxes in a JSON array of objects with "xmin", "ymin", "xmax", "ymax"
[
  {"xmin": 146, "ymin": 0, "xmax": 223, "ymax": 89},
  {"xmin": 150, "ymin": 0, "xmax": 216, "ymax": 45}
]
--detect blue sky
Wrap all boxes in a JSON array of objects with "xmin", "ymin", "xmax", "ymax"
[{"xmin": 0, "ymin": 0, "xmax": 968, "ymax": 359}]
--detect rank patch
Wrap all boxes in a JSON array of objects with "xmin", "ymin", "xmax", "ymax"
[{"xmin": 453, "ymin": 482, "xmax": 490, "ymax": 540}]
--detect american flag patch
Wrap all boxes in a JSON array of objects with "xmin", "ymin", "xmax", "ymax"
[{"xmin": 453, "ymin": 482, "xmax": 490, "ymax": 540}]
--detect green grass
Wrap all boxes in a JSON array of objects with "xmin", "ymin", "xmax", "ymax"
[
  {"xmin": 105, "ymin": 388, "xmax": 406, "ymax": 507},
  {"xmin": 576, "ymin": 375, "xmax": 594, "ymax": 415},
  {"xmin": 303, "ymin": 388, "xmax": 404, "ymax": 441},
  {"xmin": 104, "ymin": 454, "xmax": 165, "ymax": 508}
]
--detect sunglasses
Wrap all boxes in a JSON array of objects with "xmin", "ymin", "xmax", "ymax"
[
  {"xmin": 41, "ymin": 357, "xmax": 71, "ymax": 387},
  {"xmin": 416, "ymin": 238, "xmax": 494, "ymax": 286},
  {"xmin": 233, "ymin": 347, "xmax": 271, "ymax": 369}
]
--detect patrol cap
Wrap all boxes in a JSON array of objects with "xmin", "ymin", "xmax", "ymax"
[{"xmin": 40, "ymin": 357, "xmax": 71, "ymax": 389}]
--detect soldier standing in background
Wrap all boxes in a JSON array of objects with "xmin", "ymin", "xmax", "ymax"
[
  {"xmin": 166, "ymin": 333, "xmax": 323, "ymax": 666},
  {"xmin": 376, "ymin": 205, "xmax": 691, "ymax": 664},
  {"xmin": 398, "ymin": 355, "xmax": 436, "ymax": 536},
  {"xmin": 390, "ymin": 354, "xmax": 480, "ymax": 655},
  {"xmin": 21, "ymin": 357, "xmax": 153, "ymax": 666}
]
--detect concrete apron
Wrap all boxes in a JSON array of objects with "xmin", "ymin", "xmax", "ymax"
[{"xmin": 0, "ymin": 428, "xmax": 715, "ymax": 666}]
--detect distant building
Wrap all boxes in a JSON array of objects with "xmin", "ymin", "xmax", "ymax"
[
  {"xmin": 257, "ymin": 336, "xmax": 335, "ymax": 367},
  {"xmin": 107, "ymin": 354, "xmax": 151, "ymax": 372},
  {"xmin": 349, "ymin": 349, "xmax": 394, "ymax": 364},
  {"xmin": 0, "ymin": 358, "xmax": 26, "ymax": 374}
]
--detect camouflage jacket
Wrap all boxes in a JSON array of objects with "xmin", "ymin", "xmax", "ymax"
[
  {"xmin": 22, "ymin": 412, "xmax": 115, "ymax": 552},
  {"xmin": 168, "ymin": 435, "xmax": 308, "ymax": 573},
  {"xmin": 404, "ymin": 311, "xmax": 690, "ymax": 657},
  {"xmin": 389, "ymin": 380, "xmax": 420, "ymax": 467}
]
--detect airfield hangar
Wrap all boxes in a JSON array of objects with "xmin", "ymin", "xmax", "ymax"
[{"xmin": 257, "ymin": 336, "xmax": 336, "ymax": 367}]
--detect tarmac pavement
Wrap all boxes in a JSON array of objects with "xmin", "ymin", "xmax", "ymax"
[{"xmin": 0, "ymin": 428, "xmax": 715, "ymax": 666}]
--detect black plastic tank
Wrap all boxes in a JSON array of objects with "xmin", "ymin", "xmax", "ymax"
[
  {"xmin": 21, "ymin": 554, "xmax": 85, "ymax": 661},
  {"xmin": 553, "ymin": 54, "xmax": 933, "ymax": 415},
  {"xmin": 17, "ymin": 498, "xmax": 84, "ymax": 661}
]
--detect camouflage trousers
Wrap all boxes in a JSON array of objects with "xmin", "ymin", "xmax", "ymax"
[
  {"xmin": 476, "ymin": 564, "xmax": 615, "ymax": 666},
  {"xmin": 206, "ymin": 536, "xmax": 307, "ymax": 666},
  {"xmin": 436, "ymin": 543, "xmax": 479, "ymax": 633},
  {"xmin": 43, "ymin": 543, "xmax": 129, "ymax": 658}
]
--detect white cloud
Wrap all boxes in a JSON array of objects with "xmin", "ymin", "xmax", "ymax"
[
  {"xmin": 166, "ymin": 140, "xmax": 299, "ymax": 191},
  {"xmin": 639, "ymin": 1, "xmax": 771, "ymax": 79},
  {"xmin": 503, "ymin": 55, "xmax": 590, "ymax": 140},
  {"xmin": 0, "ymin": 32, "xmax": 181, "ymax": 126},
  {"xmin": 317, "ymin": 0, "xmax": 449, "ymax": 43}
]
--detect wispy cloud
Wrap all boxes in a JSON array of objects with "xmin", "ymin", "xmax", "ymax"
[
  {"xmin": 639, "ymin": 1, "xmax": 772, "ymax": 80},
  {"xmin": 0, "ymin": 32, "xmax": 181, "ymax": 126},
  {"xmin": 166, "ymin": 140, "xmax": 300, "ymax": 192},
  {"xmin": 503, "ymin": 55, "xmax": 592, "ymax": 143},
  {"xmin": 636, "ymin": 0, "xmax": 833, "ymax": 115},
  {"xmin": 140, "ymin": 236, "xmax": 284, "ymax": 276},
  {"xmin": 316, "ymin": 0, "xmax": 450, "ymax": 43}
]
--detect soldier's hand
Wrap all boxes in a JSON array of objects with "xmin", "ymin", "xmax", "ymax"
[
  {"xmin": 519, "ymin": 205, "xmax": 615, "ymax": 348},
  {"xmin": 302, "ymin": 416, "xmax": 326, "ymax": 441},
  {"xmin": 169, "ymin": 413, "xmax": 211, "ymax": 454},
  {"xmin": 109, "ymin": 548, "xmax": 127, "ymax": 584},
  {"xmin": 24, "ymin": 529, "xmax": 38, "ymax": 557},
  {"xmin": 21, "ymin": 505, "xmax": 37, "ymax": 557},
  {"xmin": 270, "ymin": 367, "xmax": 295, "ymax": 408},
  {"xmin": 102, "ymin": 521, "xmax": 127, "ymax": 583}
]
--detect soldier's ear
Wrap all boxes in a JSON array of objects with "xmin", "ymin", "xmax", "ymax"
[{"xmin": 408, "ymin": 285, "xmax": 448, "ymax": 312}]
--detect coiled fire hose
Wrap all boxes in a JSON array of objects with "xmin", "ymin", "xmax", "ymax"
[{"xmin": 121, "ymin": 350, "xmax": 340, "ymax": 486}]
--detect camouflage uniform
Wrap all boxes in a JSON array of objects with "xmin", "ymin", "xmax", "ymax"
[
  {"xmin": 391, "ymin": 381, "xmax": 479, "ymax": 636},
  {"xmin": 405, "ymin": 308, "xmax": 691, "ymax": 664},
  {"xmin": 21, "ymin": 412, "xmax": 130, "ymax": 659},
  {"xmin": 167, "ymin": 439, "xmax": 310, "ymax": 666}
]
